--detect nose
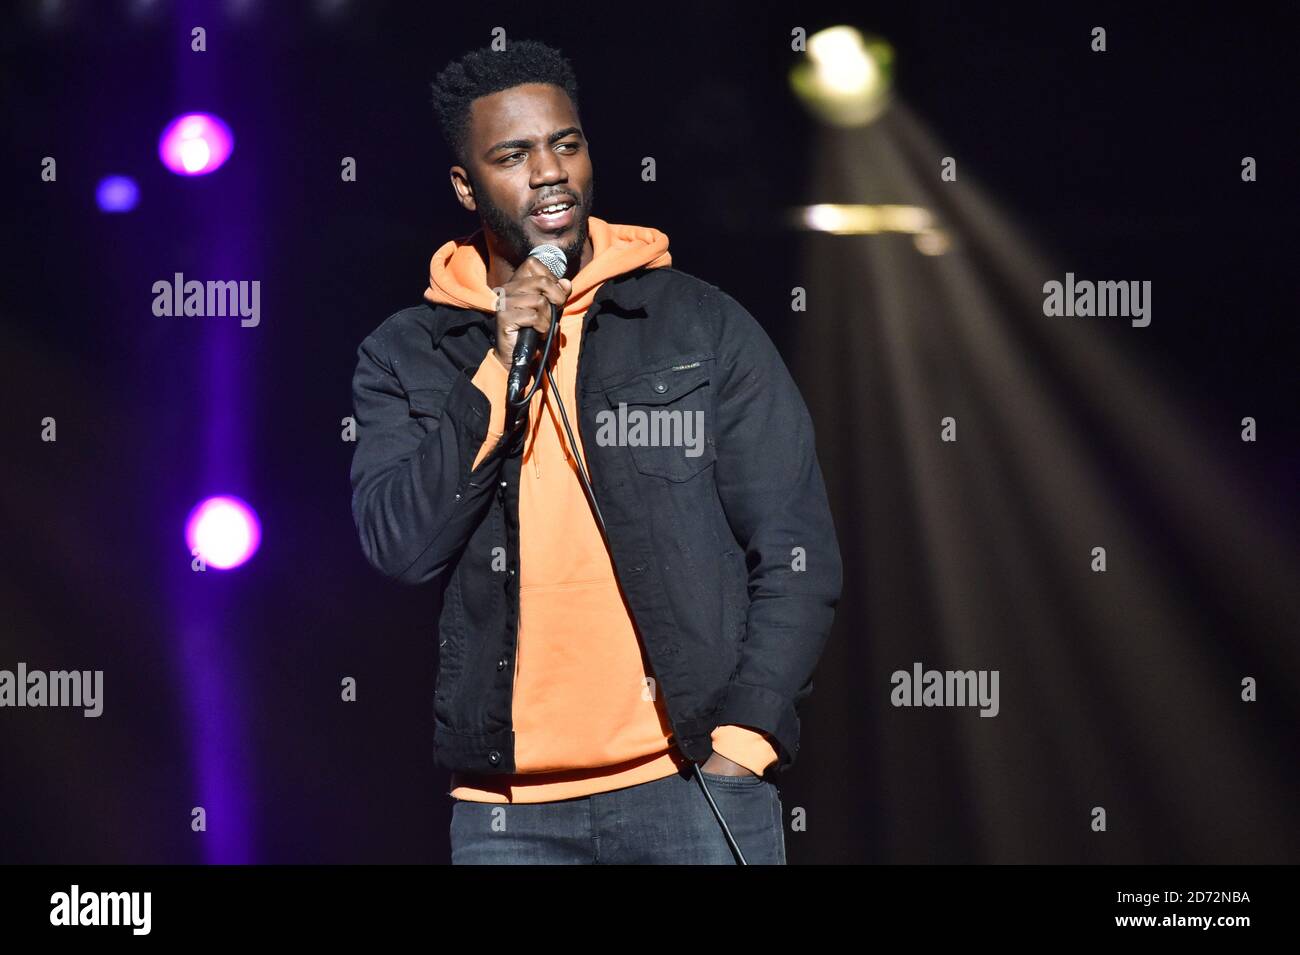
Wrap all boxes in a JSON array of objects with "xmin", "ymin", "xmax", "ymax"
[{"xmin": 529, "ymin": 149, "xmax": 567, "ymax": 188}]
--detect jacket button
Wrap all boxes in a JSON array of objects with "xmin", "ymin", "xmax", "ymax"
[
  {"xmin": 454, "ymin": 492, "xmax": 462, "ymax": 502},
  {"xmin": 496, "ymin": 656, "xmax": 508, "ymax": 670},
  {"xmin": 487, "ymin": 750, "xmax": 501, "ymax": 765},
  {"xmin": 653, "ymin": 381, "xmax": 667, "ymax": 393},
  {"xmin": 508, "ymin": 568, "xmax": 516, "ymax": 576},
  {"xmin": 499, "ymin": 480, "xmax": 507, "ymax": 487}
]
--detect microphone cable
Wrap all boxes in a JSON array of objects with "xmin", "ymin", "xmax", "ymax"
[
  {"xmin": 538, "ymin": 357, "xmax": 750, "ymax": 867},
  {"xmin": 495, "ymin": 290, "xmax": 752, "ymax": 865}
]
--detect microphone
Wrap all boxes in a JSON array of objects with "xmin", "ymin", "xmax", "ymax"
[{"xmin": 506, "ymin": 244, "xmax": 568, "ymax": 408}]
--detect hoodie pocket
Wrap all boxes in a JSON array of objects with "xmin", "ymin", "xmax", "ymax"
[{"xmin": 601, "ymin": 360, "xmax": 715, "ymax": 482}]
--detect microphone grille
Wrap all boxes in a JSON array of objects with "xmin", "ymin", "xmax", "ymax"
[{"xmin": 529, "ymin": 244, "xmax": 568, "ymax": 280}]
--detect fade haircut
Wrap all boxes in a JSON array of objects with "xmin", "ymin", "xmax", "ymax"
[{"xmin": 431, "ymin": 39, "xmax": 581, "ymax": 169}]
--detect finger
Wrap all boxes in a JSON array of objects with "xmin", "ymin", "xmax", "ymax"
[
  {"xmin": 513, "ymin": 257, "xmax": 556, "ymax": 282},
  {"xmin": 502, "ymin": 308, "xmax": 552, "ymax": 335},
  {"xmin": 499, "ymin": 291, "xmax": 550, "ymax": 313},
  {"xmin": 536, "ymin": 277, "xmax": 572, "ymax": 308},
  {"xmin": 508, "ymin": 282, "xmax": 566, "ymax": 313}
]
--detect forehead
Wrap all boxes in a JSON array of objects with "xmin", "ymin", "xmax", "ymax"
[{"xmin": 467, "ymin": 83, "xmax": 578, "ymax": 143}]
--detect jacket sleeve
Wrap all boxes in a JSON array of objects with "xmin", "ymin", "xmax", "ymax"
[
  {"xmin": 710, "ymin": 724, "xmax": 781, "ymax": 776},
  {"xmin": 348, "ymin": 329, "xmax": 516, "ymax": 586},
  {"xmin": 708, "ymin": 285, "xmax": 843, "ymax": 772}
]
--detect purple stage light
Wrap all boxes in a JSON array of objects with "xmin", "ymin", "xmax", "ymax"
[
  {"xmin": 185, "ymin": 495, "xmax": 261, "ymax": 570},
  {"xmin": 96, "ymin": 175, "xmax": 139, "ymax": 212},
  {"xmin": 158, "ymin": 112, "xmax": 234, "ymax": 176}
]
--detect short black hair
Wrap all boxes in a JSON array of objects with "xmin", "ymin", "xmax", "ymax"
[{"xmin": 431, "ymin": 39, "xmax": 581, "ymax": 168}]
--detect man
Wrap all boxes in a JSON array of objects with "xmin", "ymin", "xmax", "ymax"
[{"xmin": 349, "ymin": 39, "xmax": 841, "ymax": 864}]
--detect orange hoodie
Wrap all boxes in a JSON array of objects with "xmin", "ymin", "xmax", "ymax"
[{"xmin": 424, "ymin": 215, "xmax": 778, "ymax": 803}]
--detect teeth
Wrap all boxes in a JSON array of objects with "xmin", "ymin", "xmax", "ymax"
[{"xmin": 536, "ymin": 202, "xmax": 571, "ymax": 215}]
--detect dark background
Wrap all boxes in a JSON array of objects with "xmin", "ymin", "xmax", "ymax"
[{"xmin": 1, "ymin": 0, "xmax": 1296, "ymax": 864}]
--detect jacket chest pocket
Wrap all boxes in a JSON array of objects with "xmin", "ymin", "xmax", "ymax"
[{"xmin": 600, "ymin": 359, "xmax": 716, "ymax": 482}]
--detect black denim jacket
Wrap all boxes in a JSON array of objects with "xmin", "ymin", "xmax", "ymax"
[{"xmin": 348, "ymin": 265, "xmax": 842, "ymax": 776}]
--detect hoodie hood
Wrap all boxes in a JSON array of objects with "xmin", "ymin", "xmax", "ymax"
[{"xmin": 424, "ymin": 215, "xmax": 670, "ymax": 317}]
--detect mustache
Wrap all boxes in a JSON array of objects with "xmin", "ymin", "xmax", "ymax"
[{"xmin": 524, "ymin": 191, "xmax": 581, "ymax": 216}]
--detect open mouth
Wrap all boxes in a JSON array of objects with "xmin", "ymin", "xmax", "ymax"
[{"xmin": 528, "ymin": 198, "xmax": 577, "ymax": 232}]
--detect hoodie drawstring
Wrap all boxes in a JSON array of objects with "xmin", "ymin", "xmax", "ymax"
[
  {"xmin": 527, "ymin": 387, "xmax": 543, "ymax": 479},
  {"xmin": 525, "ymin": 324, "xmax": 577, "ymax": 482}
]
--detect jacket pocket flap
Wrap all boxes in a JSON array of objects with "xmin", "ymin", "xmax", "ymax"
[
  {"xmin": 407, "ymin": 387, "xmax": 448, "ymax": 418},
  {"xmin": 604, "ymin": 361, "xmax": 711, "ymax": 406}
]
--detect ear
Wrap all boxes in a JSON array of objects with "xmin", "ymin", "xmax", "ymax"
[{"xmin": 449, "ymin": 165, "xmax": 477, "ymax": 213}]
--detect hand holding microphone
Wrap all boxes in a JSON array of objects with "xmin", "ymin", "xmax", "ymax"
[{"xmin": 492, "ymin": 245, "xmax": 571, "ymax": 408}]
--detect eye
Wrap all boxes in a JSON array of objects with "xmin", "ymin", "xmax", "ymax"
[{"xmin": 500, "ymin": 151, "xmax": 525, "ymax": 164}]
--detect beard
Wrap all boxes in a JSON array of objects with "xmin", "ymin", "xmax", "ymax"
[{"xmin": 472, "ymin": 175, "xmax": 595, "ymax": 279}]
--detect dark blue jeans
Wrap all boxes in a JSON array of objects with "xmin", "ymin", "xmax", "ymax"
[{"xmin": 449, "ymin": 764, "xmax": 787, "ymax": 864}]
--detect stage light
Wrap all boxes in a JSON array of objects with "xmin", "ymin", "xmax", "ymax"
[
  {"xmin": 158, "ymin": 113, "xmax": 234, "ymax": 176},
  {"xmin": 790, "ymin": 26, "xmax": 895, "ymax": 127},
  {"xmin": 792, "ymin": 203, "xmax": 936, "ymax": 236},
  {"xmin": 789, "ymin": 204, "xmax": 950, "ymax": 254},
  {"xmin": 185, "ymin": 495, "xmax": 261, "ymax": 570},
  {"xmin": 95, "ymin": 175, "xmax": 139, "ymax": 213},
  {"xmin": 912, "ymin": 229, "xmax": 951, "ymax": 256}
]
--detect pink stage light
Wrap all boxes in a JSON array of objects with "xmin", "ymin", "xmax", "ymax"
[
  {"xmin": 158, "ymin": 112, "xmax": 234, "ymax": 176},
  {"xmin": 185, "ymin": 495, "xmax": 261, "ymax": 570}
]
